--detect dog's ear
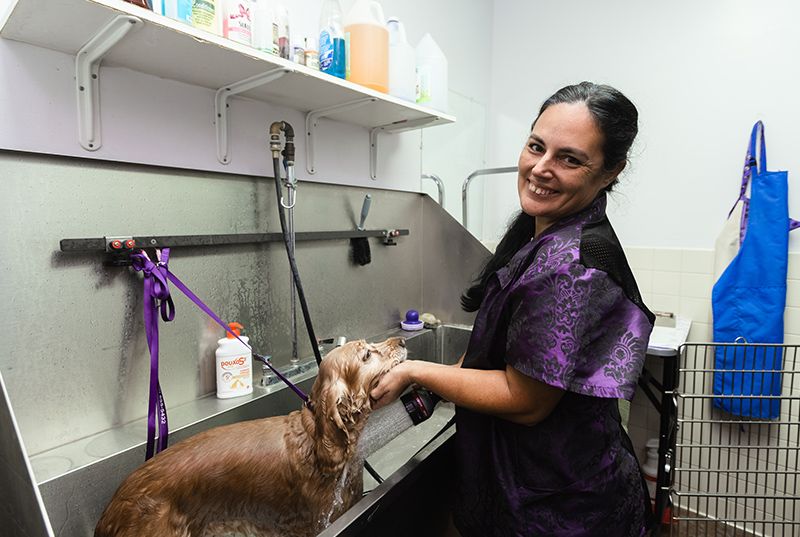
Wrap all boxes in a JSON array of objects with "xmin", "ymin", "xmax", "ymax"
[{"xmin": 313, "ymin": 380, "xmax": 352, "ymax": 474}]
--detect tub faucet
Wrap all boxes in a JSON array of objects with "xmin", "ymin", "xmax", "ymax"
[{"xmin": 318, "ymin": 336, "xmax": 347, "ymax": 355}]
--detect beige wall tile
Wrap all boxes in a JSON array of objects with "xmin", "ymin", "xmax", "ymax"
[
  {"xmin": 652, "ymin": 248, "xmax": 683, "ymax": 272},
  {"xmin": 625, "ymin": 247, "xmax": 654, "ymax": 270},
  {"xmin": 680, "ymin": 297, "xmax": 713, "ymax": 326},
  {"xmin": 786, "ymin": 279, "xmax": 800, "ymax": 308},
  {"xmin": 681, "ymin": 272, "xmax": 715, "ymax": 299},
  {"xmin": 653, "ymin": 270, "xmax": 681, "ymax": 296},
  {"xmin": 788, "ymin": 253, "xmax": 800, "ymax": 280},
  {"xmin": 784, "ymin": 307, "xmax": 800, "ymax": 336},
  {"xmin": 681, "ymin": 248, "xmax": 715, "ymax": 274}
]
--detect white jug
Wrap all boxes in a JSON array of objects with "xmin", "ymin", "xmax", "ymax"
[
  {"xmin": 415, "ymin": 33, "xmax": 448, "ymax": 113},
  {"xmin": 387, "ymin": 17, "xmax": 415, "ymax": 102}
]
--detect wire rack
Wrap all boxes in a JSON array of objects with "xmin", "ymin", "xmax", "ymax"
[{"xmin": 669, "ymin": 343, "xmax": 800, "ymax": 537}]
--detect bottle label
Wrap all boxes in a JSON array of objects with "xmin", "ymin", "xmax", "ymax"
[
  {"xmin": 192, "ymin": 0, "xmax": 217, "ymax": 31},
  {"xmin": 225, "ymin": 2, "xmax": 252, "ymax": 45},
  {"xmin": 319, "ymin": 29, "xmax": 334, "ymax": 71},
  {"xmin": 416, "ymin": 65, "xmax": 431, "ymax": 103}
]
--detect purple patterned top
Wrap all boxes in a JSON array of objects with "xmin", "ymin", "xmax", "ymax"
[{"xmin": 453, "ymin": 194, "xmax": 654, "ymax": 537}]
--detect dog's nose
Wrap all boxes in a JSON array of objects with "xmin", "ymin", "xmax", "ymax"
[{"xmin": 398, "ymin": 338, "xmax": 406, "ymax": 348}]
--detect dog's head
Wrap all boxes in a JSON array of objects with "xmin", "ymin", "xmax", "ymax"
[{"xmin": 310, "ymin": 337, "xmax": 406, "ymax": 473}]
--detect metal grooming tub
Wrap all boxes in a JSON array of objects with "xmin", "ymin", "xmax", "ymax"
[{"xmin": 669, "ymin": 343, "xmax": 800, "ymax": 536}]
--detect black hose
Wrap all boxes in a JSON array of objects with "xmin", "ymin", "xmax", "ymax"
[{"xmin": 272, "ymin": 155, "xmax": 323, "ymax": 366}]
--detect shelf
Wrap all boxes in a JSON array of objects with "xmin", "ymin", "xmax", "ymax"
[{"xmin": 0, "ymin": 0, "xmax": 455, "ymax": 131}]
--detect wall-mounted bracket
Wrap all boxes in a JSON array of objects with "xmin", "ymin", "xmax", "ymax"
[
  {"xmin": 215, "ymin": 67, "xmax": 292, "ymax": 164},
  {"xmin": 305, "ymin": 97, "xmax": 377, "ymax": 174},
  {"xmin": 76, "ymin": 15, "xmax": 142, "ymax": 151},
  {"xmin": 370, "ymin": 116, "xmax": 444, "ymax": 180}
]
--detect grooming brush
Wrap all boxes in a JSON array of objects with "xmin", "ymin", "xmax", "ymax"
[{"xmin": 351, "ymin": 194, "xmax": 372, "ymax": 266}]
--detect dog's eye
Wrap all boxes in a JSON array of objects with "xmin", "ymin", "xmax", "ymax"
[{"xmin": 362, "ymin": 350, "xmax": 371, "ymax": 362}]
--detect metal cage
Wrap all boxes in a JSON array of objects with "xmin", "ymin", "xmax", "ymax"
[{"xmin": 669, "ymin": 343, "xmax": 800, "ymax": 536}]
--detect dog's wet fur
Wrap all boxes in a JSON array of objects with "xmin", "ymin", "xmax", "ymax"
[{"xmin": 95, "ymin": 337, "xmax": 407, "ymax": 537}]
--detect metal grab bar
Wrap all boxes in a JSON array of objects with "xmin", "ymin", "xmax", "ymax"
[
  {"xmin": 421, "ymin": 173, "xmax": 445, "ymax": 206},
  {"xmin": 461, "ymin": 167, "xmax": 517, "ymax": 230}
]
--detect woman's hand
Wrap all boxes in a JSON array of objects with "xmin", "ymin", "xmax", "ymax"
[{"xmin": 370, "ymin": 360, "xmax": 416, "ymax": 410}]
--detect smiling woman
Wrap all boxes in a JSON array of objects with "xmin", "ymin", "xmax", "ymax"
[{"xmin": 370, "ymin": 82, "xmax": 656, "ymax": 536}]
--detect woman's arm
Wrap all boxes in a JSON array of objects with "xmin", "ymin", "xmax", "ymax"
[{"xmin": 370, "ymin": 360, "xmax": 564, "ymax": 426}]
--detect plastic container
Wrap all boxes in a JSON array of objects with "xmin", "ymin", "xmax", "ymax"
[
  {"xmin": 344, "ymin": 0, "xmax": 388, "ymax": 93},
  {"xmin": 163, "ymin": 0, "xmax": 192, "ymax": 24},
  {"xmin": 319, "ymin": 0, "xmax": 346, "ymax": 78},
  {"xmin": 386, "ymin": 17, "xmax": 415, "ymax": 102},
  {"xmin": 192, "ymin": 0, "xmax": 221, "ymax": 35},
  {"xmin": 215, "ymin": 322, "xmax": 253, "ymax": 399},
  {"xmin": 415, "ymin": 33, "xmax": 448, "ymax": 112},
  {"xmin": 222, "ymin": 0, "xmax": 253, "ymax": 46},
  {"xmin": 304, "ymin": 36, "xmax": 319, "ymax": 70},
  {"xmin": 252, "ymin": 0, "xmax": 278, "ymax": 54},
  {"xmin": 274, "ymin": 2, "xmax": 290, "ymax": 59}
]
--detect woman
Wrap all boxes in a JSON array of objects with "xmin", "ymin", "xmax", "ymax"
[{"xmin": 371, "ymin": 82, "xmax": 655, "ymax": 536}]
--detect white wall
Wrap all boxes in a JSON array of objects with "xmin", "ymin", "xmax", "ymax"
[
  {"xmin": 0, "ymin": 0, "xmax": 492, "ymax": 196},
  {"xmin": 486, "ymin": 0, "xmax": 800, "ymax": 252}
]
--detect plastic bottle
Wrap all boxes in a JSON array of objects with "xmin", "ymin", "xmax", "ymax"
[
  {"xmin": 386, "ymin": 17, "xmax": 415, "ymax": 101},
  {"xmin": 319, "ymin": 0, "xmax": 346, "ymax": 79},
  {"xmin": 415, "ymin": 33, "xmax": 448, "ymax": 112},
  {"xmin": 252, "ymin": 0, "xmax": 278, "ymax": 55},
  {"xmin": 274, "ymin": 2, "xmax": 290, "ymax": 59},
  {"xmin": 222, "ymin": 0, "xmax": 253, "ymax": 46},
  {"xmin": 163, "ymin": 0, "xmax": 192, "ymax": 24},
  {"xmin": 215, "ymin": 322, "xmax": 253, "ymax": 399},
  {"xmin": 304, "ymin": 36, "xmax": 319, "ymax": 70},
  {"xmin": 344, "ymin": 0, "xmax": 388, "ymax": 93},
  {"xmin": 192, "ymin": 0, "xmax": 221, "ymax": 35}
]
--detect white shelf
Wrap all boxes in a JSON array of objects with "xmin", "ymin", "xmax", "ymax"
[{"xmin": 0, "ymin": 0, "xmax": 455, "ymax": 130}]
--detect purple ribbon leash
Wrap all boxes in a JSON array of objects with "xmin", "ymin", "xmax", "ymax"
[
  {"xmin": 130, "ymin": 248, "xmax": 311, "ymax": 460},
  {"xmin": 130, "ymin": 249, "xmax": 174, "ymax": 460}
]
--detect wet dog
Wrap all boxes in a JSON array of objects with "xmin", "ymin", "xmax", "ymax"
[{"xmin": 95, "ymin": 337, "xmax": 407, "ymax": 537}]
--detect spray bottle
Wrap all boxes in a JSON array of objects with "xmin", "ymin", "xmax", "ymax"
[{"xmin": 215, "ymin": 322, "xmax": 253, "ymax": 399}]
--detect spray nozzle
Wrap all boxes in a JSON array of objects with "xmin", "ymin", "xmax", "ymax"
[
  {"xmin": 400, "ymin": 387, "xmax": 441, "ymax": 425},
  {"xmin": 226, "ymin": 322, "xmax": 244, "ymax": 339}
]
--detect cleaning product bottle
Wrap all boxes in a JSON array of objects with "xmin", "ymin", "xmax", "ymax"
[
  {"xmin": 304, "ymin": 36, "xmax": 319, "ymax": 70},
  {"xmin": 415, "ymin": 33, "xmax": 448, "ymax": 112},
  {"xmin": 386, "ymin": 16, "xmax": 415, "ymax": 102},
  {"xmin": 192, "ymin": 0, "xmax": 221, "ymax": 35},
  {"xmin": 215, "ymin": 322, "xmax": 253, "ymax": 399},
  {"xmin": 344, "ymin": 0, "xmax": 388, "ymax": 92},
  {"xmin": 222, "ymin": 0, "xmax": 253, "ymax": 46},
  {"xmin": 274, "ymin": 2, "xmax": 290, "ymax": 59},
  {"xmin": 163, "ymin": 0, "xmax": 192, "ymax": 24},
  {"xmin": 252, "ymin": 0, "xmax": 278, "ymax": 55},
  {"xmin": 318, "ymin": 0, "xmax": 346, "ymax": 79}
]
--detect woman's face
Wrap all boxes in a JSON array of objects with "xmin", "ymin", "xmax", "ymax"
[{"xmin": 517, "ymin": 102, "xmax": 619, "ymax": 236}]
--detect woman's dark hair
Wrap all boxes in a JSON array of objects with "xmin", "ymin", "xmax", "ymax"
[{"xmin": 460, "ymin": 81, "xmax": 638, "ymax": 312}]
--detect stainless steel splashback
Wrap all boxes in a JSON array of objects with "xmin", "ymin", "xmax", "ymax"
[{"xmin": 0, "ymin": 150, "xmax": 489, "ymax": 536}]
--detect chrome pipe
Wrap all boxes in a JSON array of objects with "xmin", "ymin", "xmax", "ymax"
[
  {"xmin": 461, "ymin": 167, "xmax": 517, "ymax": 231},
  {"xmin": 421, "ymin": 173, "xmax": 445, "ymax": 206}
]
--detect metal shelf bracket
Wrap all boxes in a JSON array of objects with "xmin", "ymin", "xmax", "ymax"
[
  {"xmin": 370, "ymin": 116, "xmax": 444, "ymax": 180},
  {"xmin": 214, "ymin": 67, "xmax": 292, "ymax": 164},
  {"xmin": 76, "ymin": 15, "xmax": 142, "ymax": 151},
  {"xmin": 305, "ymin": 97, "xmax": 377, "ymax": 174}
]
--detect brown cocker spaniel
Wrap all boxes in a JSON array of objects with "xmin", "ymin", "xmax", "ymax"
[{"xmin": 95, "ymin": 337, "xmax": 407, "ymax": 537}]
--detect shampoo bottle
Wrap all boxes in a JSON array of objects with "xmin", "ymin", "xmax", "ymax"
[
  {"xmin": 215, "ymin": 322, "xmax": 253, "ymax": 399},
  {"xmin": 192, "ymin": 0, "xmax": 221, "ymax": 36},
  {"xmin": 222, "ymin": 0, "xmax": 253, "ymax": 46},
  {"xmin": 164, "ymin": 0, "xmax": 192, "ymax": 24}
]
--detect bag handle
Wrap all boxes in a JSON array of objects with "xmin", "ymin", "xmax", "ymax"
[{"xmin": 738, "ymin": 121, "xmax": 767, "ymax": 199}]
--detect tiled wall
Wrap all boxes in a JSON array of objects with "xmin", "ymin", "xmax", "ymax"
[{"xmin": 626, "ymin": 247, "xmax": 800, "ymax": 535}]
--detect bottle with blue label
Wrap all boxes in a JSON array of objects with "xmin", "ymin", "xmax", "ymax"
[{"xmin": 318, "ymin": 0, "xmax": 346, "ymax": 79}]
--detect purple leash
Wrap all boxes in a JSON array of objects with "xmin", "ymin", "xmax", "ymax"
[
  {"xmin": 130, "ymin": 249, "xmax": 174, "ymax": 460},
  {"xmin": 131, "ymin": 249, "xmax": 311, "ymax": 460}
]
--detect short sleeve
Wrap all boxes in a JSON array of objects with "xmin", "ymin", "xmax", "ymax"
[{"xmin": 505, "ymin": 262, "xmax": 651, "ymax": 399}]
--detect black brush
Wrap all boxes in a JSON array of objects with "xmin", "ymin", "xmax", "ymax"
[{"xmin": 351, "ymin": 194, "xmax": 372, "ymax": 266}]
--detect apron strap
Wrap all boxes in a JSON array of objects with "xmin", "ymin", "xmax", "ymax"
[{"xmin": 734, "ymin": 121, "xmax": 767, "ymax": 209}]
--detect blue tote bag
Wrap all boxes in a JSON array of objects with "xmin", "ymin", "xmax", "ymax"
[{"xmin": 712, "ymin": 121, "xmax": 799, "ymax": 419}]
